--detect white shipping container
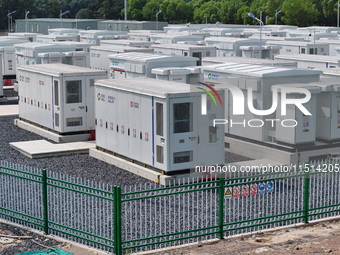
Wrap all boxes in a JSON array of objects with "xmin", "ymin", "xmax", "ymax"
[
  {"xmin": 152, "ymin": 44, "xmax": 216, "ymax": 65},
  {"xmin": 316, "ymin": 83, "xmax": 340, "ymax": 141},
  {"xmin": 273, "ymin": 84, "xmax": 320, "ymax": 145},
  {"xmin": 0, "ymin": 46, "xmax": 16, "ymax": 79},
  {"xmin": 79, "ymin": 30, "xmax": 128, "ymax": 45},
  {"xmin": 202, "ymin": 63, "xmax": 322, "ymax": 143},
  {"xmin": 7, "ymin": 33, "xmax": 39, "ymax": 42},
  {"xmin": 99, "ymin": 39, "xmax": 153, "ymax": 48},
  {"xmin": 108, "ymin": 52, "xmax": 198, "ymax": 80},
  {"xmin": 15, "ymin": 42, "xmax": 79, "ymax": 74},
  {"xmin": 95, "ymin": 78, "xmax": 225, "ymax": 172},
  {"xmin": 48, "ymin": 28, "xmax": 83, "ymax": 35},
  {"xmin": 18, "ymin": 64, "xmax": 107, "ymax": 134},
  {"xmin": 90, "ymin": 46, "xmax": 154, "ymax": 75},
  {"xmin": 36, "ymin": 34, "xmax": 80, "ymax": 43}
]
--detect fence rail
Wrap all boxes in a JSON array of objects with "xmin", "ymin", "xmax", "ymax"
[{"xmin": 1, "ymin": 160, "xmax": 340, "ymax": 254}]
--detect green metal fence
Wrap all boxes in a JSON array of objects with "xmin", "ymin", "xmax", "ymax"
[{"xmin": 1, "ymin": 160, "xmax": 340, "ymax": 254}]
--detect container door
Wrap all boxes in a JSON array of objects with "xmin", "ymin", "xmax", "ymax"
[
  {"xmin": 128, "ymin": 94, "xmax": 141, "ymax": 161},
  {"xmin": 153, "ymin": 99, "xmax": 167, "ymax": 170},
  {"xmin": 95, "ymin": 85, "xmax": 107, "ymax": 149},
  {"xmin": 140, "ymin": 95, "xmax": 153, "ymax": 166},
  {"xmin": 63, "ymin": 77, "xmax": 86, "ymax": 132},
  {"xmin": 52, "ymin": 79, "xmax": 61, "ymax": 132},
  {"xmin": 196, "ymin": 92, "xmax": 224, "ymax": 167},
  {"xmin": 117, "ymin": 91, "xmax": 129, "ymax": 157},
  {"xmin": 106, "ymin": 89, "xmax": 117, "ymax": 153},
  {"xmin": 86, "ymin": 78, "xmax": 96, "ymax": 130},
  {"xmin": 169, "ymin": 97, "xmax": 198, "ymax": 171},
  {"xmin": 192, "ymin": 52, "xmax": 202, "ymax": 65}
]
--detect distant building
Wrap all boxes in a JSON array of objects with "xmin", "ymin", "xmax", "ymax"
[
  {"xmin": 98, "ymin": 20, "xmax": 168, "ymax": 31},
  {"xmin": 15, "ymin": 19, "xmax": 101, "ymax": 34}
]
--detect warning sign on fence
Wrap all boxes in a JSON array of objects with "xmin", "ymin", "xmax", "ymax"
[
  {"xmin": 224, "ymin": 187, "xmax": 232, "ymax": 199},
  {"xmin": 258, "ymin": 183, "xmax": 266, "ymax": 194},
  {"xmin": 241, "ymin": 185, "xmax": 249, "ymax": 197},
  {"xmin": 267, "ymin": 181, "xmax": 274, "ymax": 193},
  {"xmin": 250, "ymin": 184, "xmax": 258, "ymax": 195},
  {"xmin": 233, "ymin": 186, "xmax": 241, "ymax": 198}
]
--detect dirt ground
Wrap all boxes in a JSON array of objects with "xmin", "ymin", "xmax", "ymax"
[
  {"xmin": 1, "ymin": 218, "xmax": 340, "ymax": 255},
  {"xmin": 0, "ymin": 221, "xmax": 106, "ymax": 255},
  {"xmin": 154, "ymin": 219, "xmax": 340, "ymax": 255}
]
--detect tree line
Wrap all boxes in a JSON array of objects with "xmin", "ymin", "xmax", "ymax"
[{"xmin": 0, "ymin": 0, "xmax": 338, "ymax": 30}]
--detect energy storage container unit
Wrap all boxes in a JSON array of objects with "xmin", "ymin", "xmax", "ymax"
[
  {"xmin": 152, "ymin": 67, "xmax": 191, "ymax": 83},
  {"xmin": 128, "ymin": 30, "xmax": 166, "ymax": 42},
  {"xmin": 90, "ymin": 46, "xmax": 154, "ymax": 75},
  {"xmin": 37, "ymin": 52, "xmax": 63, "ymax": 64},
  {"xmin": 99, "ymin": 39, "xmax": 153, "ymax": 48},
  {"xmin": 36, "ymin": 34, "xmax": 80, "ymax": 43},
  {"xmin": 15, "ymin": 43, "xmax": 77, "ymax": 73},
  {"xmin": 202, "ymin": 56, "xmax": 298, "ymax": 68},
  {"xmin": 0, "ymin": 39, "xmax": 29, "ymax": 81},
  {"xmin": 7, "ymin": 33, "xmax": 39, "ymax": 42},
  {"xmin": 48, "ymin": 28, "xmax": 82, "ymax": 35},
  {"xmin": 150, "ymin": 34, "xmax": 205, "ymax": 44},
  {"xmin": 55, "ymin": 41, "xmax": 95, "ymax": 67},
  {"xmin": 202, "ymin": 63, "xmax": 322, "ymax": 143},
  {"xmin": 151, "ymin": 66, "xmax": 202, "ymax": 84},
  {"xmin": 273, "ymin": 84, "xmax": 320, "ymax": 145},
  {"xmin": 94, "ymin": 78, "xmax": 225, "ymax": 172},
  {"xmin": 18, "ymin": 64, "xmax": 107, "ymax": 134},
  {"xmin": 37, "ymin": 52, "xmax": 87, "ymax": 67},
  {"xmin": 204, "ymin": 37, "xmax": 261, "ymax": 57},
  {"xmin": 240, "ymin": 45, "xmax": 281, "ymax": 59},
  {"xmin": 151, "ymin": 44, "xmax": 216, "ymax": 65},
  {"xmin": 275, "ymin": 54, "xmax": 340, "ymax": 69},
  {"xmin": 108, "ymin": 52, "xmax": 198, "ymax": 80},
  {"xmin": 315, "ymin": 83, "xmax": 340, "ymax": 141},
  {"xmin": 0, "ymin": 46, "xmax": 17, "ymax": 83},
  {"xmin": 79, "ymin": 30, "xmax": 128, "ymax": 45}
]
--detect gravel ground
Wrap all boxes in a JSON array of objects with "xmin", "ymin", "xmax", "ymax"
[
  {"xmin": 0, "ymin": 113, "xmax": 251, "ymax": 187},
  {"xmin": 3, "ymin": 88, "xmax": 18, "ymax": 98},
  {"xmin": 0, "ymin": 115, "xmax": 150, "ymax": 186},
  {"xmin": 0, "ymin": 100, "xmax": 252, "ymax": 255}
]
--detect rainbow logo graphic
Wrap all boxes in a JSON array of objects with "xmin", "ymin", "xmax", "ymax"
[{"xmin": 196, "ymin": 82, "xmax": 222, "ymax": 115}]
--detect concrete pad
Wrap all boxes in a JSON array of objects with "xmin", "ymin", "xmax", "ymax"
[
  {"xmin": 14, "ymin": 119, "xmax": 92, "ymax": 143},
  {"xmin": 0, "ymin": 105, "xmax": 19, "ymax": 116},
  {"xmin": 226, "ymin": 136, "xmax": 298, "ymax": 164},
  {"xmin": 10, "ymin": 139, "xmax": 95, "ymax": 158},
  {"xmin": 90, "ymin": 148, "xmax": 208, "ymax": 185},
  {"xmin": 3, "ymin": 86, "xmax": 14, "ymax": 90}
]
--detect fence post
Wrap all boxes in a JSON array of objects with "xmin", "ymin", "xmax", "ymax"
[
  {"xmin": 42, "ymin": 169, "xmax": 49, "ymax": 234},
  {"xmin": 114, "ymin": 186, "xmax": 122, "ymax": 255},
  {"xmin": 303, "ymin": 162, "xmax": 310, "ymax": 224},
  {"xmin": 219, "ymin": 173, "xmax": 224, "ymax": 239}
]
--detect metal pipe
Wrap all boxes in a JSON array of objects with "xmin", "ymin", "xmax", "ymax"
[
  {"xmin": 59, "ymin": 10, "xmax": 70, "ymax": 28},
  {"xmin": 156, "ymin": 10, "xmax": 162, "ymax": 30},
  {"xmin": 7, "ymin": 11, "xmax": 16, "ymax": 33},
  {"xmin": 248, "ymin": 12, "xmax": 263, "ymax": 59},
  {"xmin": 124, "ymin": 0, "xmax": 127, "ymax": 20},
  {"xmin": 25, "ymin": 11, "xmax": 30, "ymax": 33},
  {"xmin": 337, "ymin": 1, "xmax": 339, "ymax": 27},
  {"xmin": 275, "ymin": 10, "xmax": 281, "ymax": 25}
]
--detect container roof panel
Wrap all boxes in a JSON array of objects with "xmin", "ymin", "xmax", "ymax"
[
  {"xmin": 203, "ymin": 63, "xmax": 322, "ymax": 77},
  {"xmin": 95, "ymin": 78, "xmax": 195, "ymax": 98},
  {"xmin": 107, "ymin": 52, "xmax": 197, "ymax": 62},
  {"xmin": 18, "ymin": 63, "xmax": 107, "ymax": 76}
]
